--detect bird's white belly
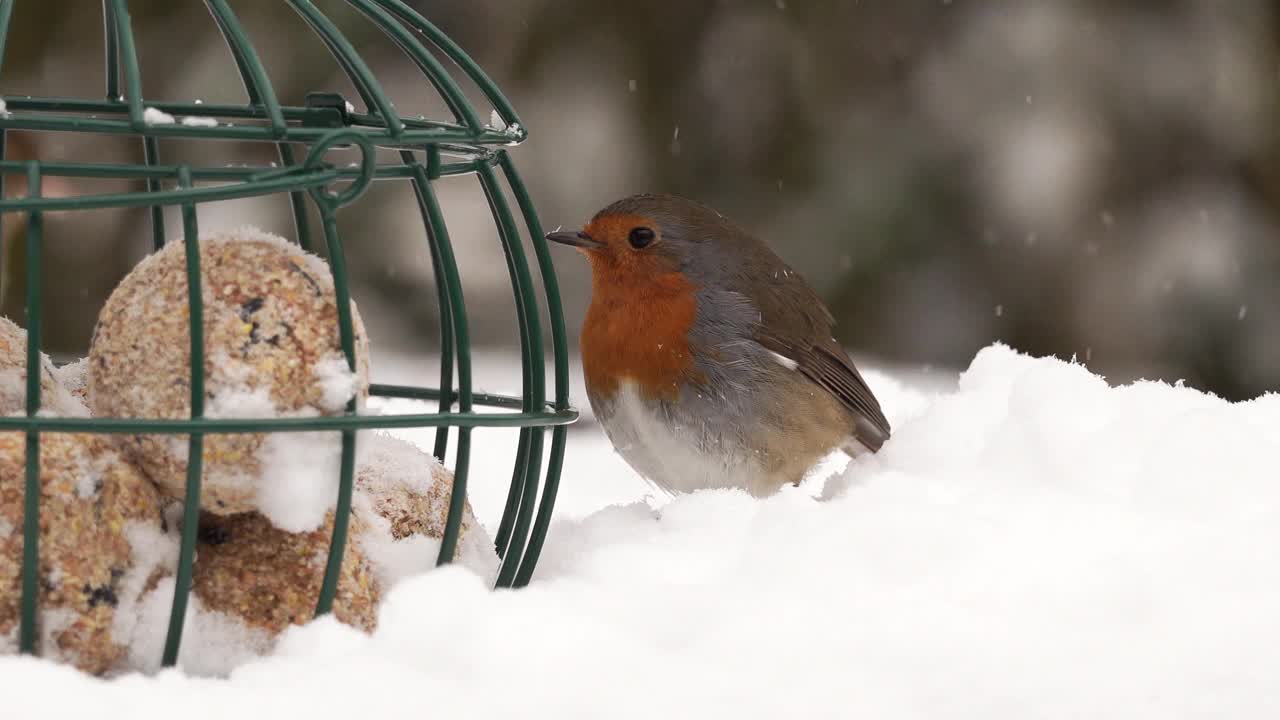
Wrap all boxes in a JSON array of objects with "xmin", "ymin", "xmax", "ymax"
[{"xmin": 597, "ymin": 381, "xmax": 775, "ymax": 496}]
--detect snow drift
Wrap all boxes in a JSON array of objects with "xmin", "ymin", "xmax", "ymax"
[{"xmin": 2, "ymin": 343, "xmax": 1277, "ymax": 719}]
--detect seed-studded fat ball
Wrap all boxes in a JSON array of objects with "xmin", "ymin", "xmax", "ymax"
[
  {"xmin": 88, "ymin": 228, "xmax": 370, "ymax": 527},
  {"xmin": 189, "ymin": 509, "xmax": 380, "ymax": 636},
  {"xmin": 0, "ymin": 432, "xmax": 163, "ymax": 675}
]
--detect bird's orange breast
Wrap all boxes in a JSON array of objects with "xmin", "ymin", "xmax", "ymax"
[{"xmin": 580, "ymin": 259, "xmax": 702, "ymax": 402}]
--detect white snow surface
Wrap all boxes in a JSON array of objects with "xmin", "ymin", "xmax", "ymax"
[{"xmin": 3, "ymin": 343, "xmax": 1280, "ymax": 717}]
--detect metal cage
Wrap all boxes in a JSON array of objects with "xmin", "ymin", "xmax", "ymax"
[{"xmin": 0, "ymin": 0, "xmax": 575, "ymax": 667}]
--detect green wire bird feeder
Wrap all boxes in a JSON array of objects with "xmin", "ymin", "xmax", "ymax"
[{"xmin": 0, "ymin": 0, "xmax": 576, "ymax": 667}]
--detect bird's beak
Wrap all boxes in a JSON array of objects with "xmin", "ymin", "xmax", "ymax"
[{"xmin": 545, "ymin": 230, "xmax": 605, "ymax": 250}]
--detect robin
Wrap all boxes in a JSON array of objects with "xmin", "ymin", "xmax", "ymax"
[{"xmin": 546, "ymin": 193, "xmax": 890, "ymax": 497}]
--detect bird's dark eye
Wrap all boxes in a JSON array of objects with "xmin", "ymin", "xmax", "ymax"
[{"xmin": 628, "ymin": 227, "xmax": 656, "ymax": 249}]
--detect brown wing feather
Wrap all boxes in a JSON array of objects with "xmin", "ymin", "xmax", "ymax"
[
  {"xmin": 756, "ymin": 330, "xmax": 891, "ymax": 451},
  {"xmin": 737, "ymin": 257, "xmax": 891, "ymax": 451}
]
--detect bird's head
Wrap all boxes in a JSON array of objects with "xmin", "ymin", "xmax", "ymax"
[{"xmin": 545, "ymin": 193, "xmax": 743, "ymax": 291}]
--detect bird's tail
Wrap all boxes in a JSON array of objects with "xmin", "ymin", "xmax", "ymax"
[{"xmin": 844, "ymin": 416, "xmax": 890, "ymax": 455}]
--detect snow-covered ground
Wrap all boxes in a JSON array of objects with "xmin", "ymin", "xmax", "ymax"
[{"xmin": 4, "ymin": 343, "xmax": 1279, "ymax": 718}]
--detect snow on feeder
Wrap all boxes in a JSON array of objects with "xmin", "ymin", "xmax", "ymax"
[{"xmin": 0, "ymin": 0, "xmax": 575, "ymax": 672}]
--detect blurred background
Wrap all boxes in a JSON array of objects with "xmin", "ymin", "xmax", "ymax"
[{"xmin": 2, "ymin": 0, "xmax": 1277, "ymax": 400}]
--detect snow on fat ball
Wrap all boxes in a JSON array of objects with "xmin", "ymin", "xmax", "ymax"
[
  {"xmin": 0, "ymin": 315, "xmax": 88, "ymax": 418},
  {"xmin": 354, "ymin": 433, "xmax": 499, "ymax": 588},
  {"xmin": 51, "ymin": 356, "xmax": 89, "ymax": 406},
  {"xmin": 105, "ymin": 508, "xmax": 377, "ymax": 677},
  {"xmin": 123, "ymin": 572, "xmax": 273, "ymax": 677},
  {"xmin": 103, "ymin": 518, "xmax": 273, "ymax": 677},
  {"xmin": 117, "ymin": 434, "xmax": 494, "ymax": 676},
  {"xmin": 87, "ymin": 226, "xmax": 371, "ymax": 528}
]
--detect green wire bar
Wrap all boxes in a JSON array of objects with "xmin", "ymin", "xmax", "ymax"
[
  {"xmin": 162, "ymin": 166, "xmax": 205, "ymax": 667},
  {"xmin": 18, "ymin": 161, "xmax": 43, "ymax": 654},
  {"xmin": 0, "ymin": 0, "xmax": 575, "ymax": 667},
  {"xmin": 204, "ymin": 0, "xmax": 288, "ymax": 137},
  {"xmin": 501, "ymin": 152, "xmax": 571, "ymax": 588},
  {"xmin": 412, "ymin": 151, "xmax": 476, "ymax": 565},
  {"xmin": 400, "ymin": 149, "xmax": 458, "ymax": 462},
  {"xmin": 478, "ymin": 161, "xmax": 547, "ymax": 588},
  {"xmin": 306, "ymin": 131, "xmax": 366, "ymax": 618}
]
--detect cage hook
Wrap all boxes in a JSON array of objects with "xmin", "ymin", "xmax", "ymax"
[{"xmin": 302, "ymin": 129, "xmax": 375, "ymax": 211}]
